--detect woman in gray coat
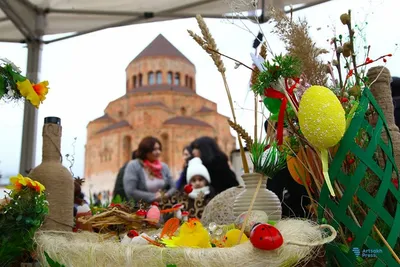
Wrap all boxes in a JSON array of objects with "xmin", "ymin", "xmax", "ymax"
[{"xmin": 123, "ymin": 136, "xmax": 176, "ymax": 203}]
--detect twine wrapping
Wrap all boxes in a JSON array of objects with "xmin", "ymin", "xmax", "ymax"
[
  {"xmin": 367, "ymin": 66, "xmax": 400, "ymax": 177},
  {"xmin": 29, "ymin": 123, "xmax": 74, "ymax": 231},
  {"xmin": 35, "ymin": 219, "xmax": 336, "ymax": 267}
]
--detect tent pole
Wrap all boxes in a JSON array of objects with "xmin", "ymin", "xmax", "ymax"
[
  {"xmin": 19, "ymin": 39, "xmax": 42, "ymax": 175},
  {"xmin": 18, "ymin": 7, "xmax": 46, "ymax": 176}
]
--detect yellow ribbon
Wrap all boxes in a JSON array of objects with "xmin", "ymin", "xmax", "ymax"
[{"xmin": 321, "ymin": 149, "xmax": 335, "ymax": 196}]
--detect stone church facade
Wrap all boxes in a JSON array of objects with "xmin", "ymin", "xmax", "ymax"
[{"xmin": 84, "ymin": 34, "xmax": 236, "ymax": 193}]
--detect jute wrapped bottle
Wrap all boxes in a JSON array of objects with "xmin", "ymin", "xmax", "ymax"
[
  {"xmin": 29, "ymin": 117, "xmax": 74, "ymax": 231},
  {"xmin": 367, "ymin": 66, "xmax": 400, "ymax": 170}
]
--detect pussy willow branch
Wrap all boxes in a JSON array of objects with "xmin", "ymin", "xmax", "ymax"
[
  {"xmin": 206, "ymin": 47, "xmax": 254, "ymax": 71},
  {"xmin": 347, "ymin": 10, "xmax": 360, "ymax": 86},
  {"xmin": 333, "ymin": 39, "xmax": 344, "ymax": 90}
]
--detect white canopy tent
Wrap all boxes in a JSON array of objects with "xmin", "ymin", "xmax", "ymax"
[{"xmin": 0, "ymin": 0, "xmax": 331, "ymax": 175}]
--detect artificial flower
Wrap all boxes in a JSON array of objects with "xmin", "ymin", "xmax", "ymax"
[
  {"xmin": 32, "ymin": 81, "xmax": 49, "ymax": 102},
  {"xmin": 7, "ymin": 174, "xmax": 28, "ymax": 191},
  {"xmin": 0, "ymin": 58, "xmax": 21, "ymax": 73},
  {"xmin": 6, "ymin": 174, "xmax": 45, "ymax": 194},
  {"xmin": 28, "ymin": 179, "xmax": 46, "ymax": 194},
  {"xmin": 16, "ymin": 79, "xmax": 40, "ymax": 108}
]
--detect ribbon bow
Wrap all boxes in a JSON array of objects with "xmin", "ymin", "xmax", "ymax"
[{"xmin": 264, "ymin": 78, "xmax": 299, "ymax": 145}]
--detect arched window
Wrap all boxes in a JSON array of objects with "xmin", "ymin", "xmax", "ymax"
[
  {"xmin": 148, "ymin": 71, "xmax": 154, "ymax": 85},
  {"xmin": 122, "ymin": 136, "xmax": 132, "ymax": 163},
  {"xmin": 180, "ymin": 107, "xmax": 187, "ymax": 116},
  {"xmin": 185, "ymin": 75, "xmax": 189, "ymax": 86},
  {"xmin": 174, "ymin": 73, "xmax": 180, "ymax": 85},
  {"xmin": 161, "ymin": 133, "xmax": 169, "ymax": 165},
  {"xmin": 189, "ymin": 77, "xmax": 193, "ymax": 89},
  {"xmin": 126, "ymin": 79, "xmax": 129, "ymax": 90},
  {"xmin": 138, "ymin": 73, "xmax": 143, "ymax": 87},
  {"xmin": 167, "ymin": 71, "xmax": 173, "ymax": 84},
  {"xmin": 132, "ymin": 75, "xmax": 137, "ymax": 88},
  {"xmin": 156, "ymin": 71, "xmax": 162, "ymax": 84}
]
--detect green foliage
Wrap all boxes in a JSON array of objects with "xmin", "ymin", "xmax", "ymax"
[
  {"xmin": 112, "ymin": 194, "xmax": 123, "ymax": 204},
  {"xmin": 44, "ymin": 251, "xmax": 66, "ymax": 267},
  {"xmin": 252, "ymin": 54, "xmax": 302, "ymax": 96},
  {"xmin": 250, "ymin": 140, "xmax": 287, "ymax": 177},
  {"xmin": 0, "ymin": 61, "xmax": 24, "ymax": 101},
  {"xmin": 0, "ymin": 188, "xmax": 48, "ymax": 265}
]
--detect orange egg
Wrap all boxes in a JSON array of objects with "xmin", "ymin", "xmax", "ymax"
[{"xmin": 286, "ymin": 153, "xmax": 311, "ymax": 186}]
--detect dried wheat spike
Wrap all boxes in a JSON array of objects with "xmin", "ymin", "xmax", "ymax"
[
  {"xmin": 187, "ymin": 30, "xmax": 205, "ymax": 47},
  {"xmin": 194, "ymin": 15, "xmax": 225, "ymax": 74},
  {"xmin": 259, "ymin": 42, "xmax": 267, "ymax": 59},
  {"xmin": 228, "ymin": 119, "xmax": 253, "ymax": 150},
  {"xmin": 251, "ymin": 67, "xmax": 260, "ymax": 86}
]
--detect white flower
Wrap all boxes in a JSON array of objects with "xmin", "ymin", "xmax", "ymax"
[
  {"xmin": 250, "ymin": 53, "xmax": 266, "ymax": 72},
  {"xmin": 0, "ymin": 58, "xmax": 21, "ymax": 73},
  {"xmin": 6, "ymin": 84, "xmax": 14, "ymax": 97}
]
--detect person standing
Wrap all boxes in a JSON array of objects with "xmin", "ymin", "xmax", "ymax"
[
  {"xmin": 188, "ymin": 136, "xmax": 239, "ymax": 194},
  {"xmin": 123, "ymin": 136, "xmax": 176, "ymax": 203}
]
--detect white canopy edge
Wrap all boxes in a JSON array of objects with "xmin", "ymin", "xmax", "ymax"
[{"xmin": 0, "ymin": 0, "xmax": 332, "ymax": 43}]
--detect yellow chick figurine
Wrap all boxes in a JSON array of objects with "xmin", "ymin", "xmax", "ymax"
[
  {"xmin": 223, "ymin": 229, "xmax": 249, "ymax": 247},
  {"xmin": 162, "ymin": 218, "xmax": 211, "ymax": 248}
]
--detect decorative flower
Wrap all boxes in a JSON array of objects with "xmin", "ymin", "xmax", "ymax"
[
  {"xmin": 6, "ymin": 174, "xmax": 45, "ymax": 194},
  {"xmin": 16, "ymin": 79, "xmax": 41, "ymax": 108},
  {"xmin": 32, "ymin": 81, "xmax": 49, "ymax": 102},
  {"xmin": 0, "ymin": 58, "xmax": 21, "ymax": 73}
]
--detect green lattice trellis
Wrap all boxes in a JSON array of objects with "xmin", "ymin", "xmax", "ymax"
[{"xmin": 318, "ymin": 87, "xmax": 400, "ymax": 267}]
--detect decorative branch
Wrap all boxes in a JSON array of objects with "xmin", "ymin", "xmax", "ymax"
[
  {"xmin": 205, "ymin": 46, "xmax": 254, "ymax": 71},
  {"xmin": 346, "ymin": 10, "xmax": 360, "ymax": 86},
  {"xmin": 190, "ymin": 15, "xmax": 250, "ymax": 173},
  {"xmin": 65, "ymin": 137, "xmax": 77, "ymax": 178}
]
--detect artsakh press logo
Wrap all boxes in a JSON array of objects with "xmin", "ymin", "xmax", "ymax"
[
  {"xmin": 352, "ymin": 247, "xmax": 360, "ymax": 257},
  {"xmin": 352, "ymin": 247, "xmax": 383, "ymax": 258}
]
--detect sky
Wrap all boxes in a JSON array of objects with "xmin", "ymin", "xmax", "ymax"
[{"xmin": 0, "ymin": 0, "xmax": 398, "ymax": 180}]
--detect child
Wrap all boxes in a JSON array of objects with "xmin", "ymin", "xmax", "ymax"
[{"xmin": 186, "ymin": 157, "xmax": 215, "ymax": 204}]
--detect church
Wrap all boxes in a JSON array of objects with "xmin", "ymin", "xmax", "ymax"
[{"xmin": 84, "ymin": 34, "xmax": 236, "ymax": 193}]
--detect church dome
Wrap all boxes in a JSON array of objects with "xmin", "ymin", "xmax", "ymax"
[{"xmin": 125, "ymin": 34, "xmax": 196, "ymax": 93}]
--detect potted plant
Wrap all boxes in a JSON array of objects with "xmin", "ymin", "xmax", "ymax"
[{"xmin": 0, "ymin": 174, "xmax": 48, "ymax": 266}]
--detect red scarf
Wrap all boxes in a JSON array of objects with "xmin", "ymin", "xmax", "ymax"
[{"xmin": 143, "ymin": 160, "xmax": 163, "ymax": 179}]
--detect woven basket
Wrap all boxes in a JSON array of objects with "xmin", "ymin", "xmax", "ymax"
[{"xmin": 318, "ymin": 87, "xmax": 400, "ymax": 266}]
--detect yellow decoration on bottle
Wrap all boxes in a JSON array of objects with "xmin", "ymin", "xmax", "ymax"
[{"xmin": 298, "ymin": 85, "xmax": 346, "ymax": 196}]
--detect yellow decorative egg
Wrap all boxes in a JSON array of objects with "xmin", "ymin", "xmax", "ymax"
[{"xmin": 298, "ymin": 86, "xmax": 346, "ymax": 149}]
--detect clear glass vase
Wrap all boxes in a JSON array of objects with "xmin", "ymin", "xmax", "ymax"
[{"xmin": 233, "ymin": 172, "xmax": 282, "ymax": 221}]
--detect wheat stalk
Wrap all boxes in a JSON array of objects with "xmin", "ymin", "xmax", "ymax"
[
  {"xmin": 190, "ymin": 15, "xmax": 249, "ymax": 173},
  {"xmin": 260, "ymin": 42, "xmax": 267, "ymax": 59},
  {"xmin": 228, "ymin": 119, "xmax": 254, "ymax": 150}
]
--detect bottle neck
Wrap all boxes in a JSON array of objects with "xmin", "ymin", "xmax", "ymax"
[{"xmin": 42, "ymin": 123, "xmax": 62, "ymax": 162}]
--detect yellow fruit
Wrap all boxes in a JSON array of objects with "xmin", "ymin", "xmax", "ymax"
[{"xmin": 298, "ymin": 86, "xmax": 346, "ymax": 149}]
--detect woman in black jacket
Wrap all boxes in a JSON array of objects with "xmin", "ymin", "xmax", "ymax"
[{"xmin": 184, "ymin": 136, "xmax": 239, "ymax": 194}]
